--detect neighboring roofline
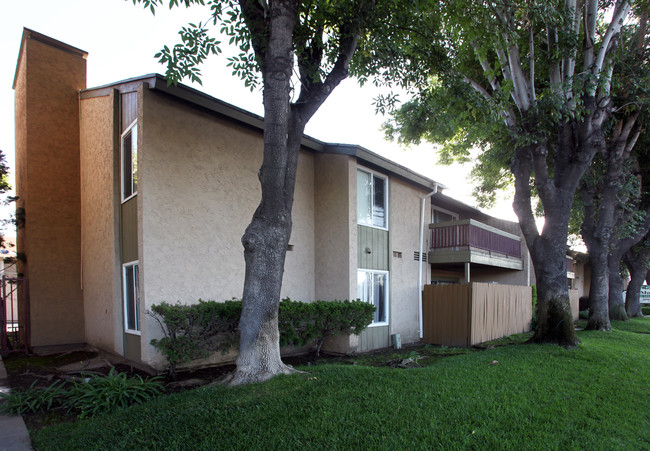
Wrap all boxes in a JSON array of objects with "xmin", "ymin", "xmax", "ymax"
[
  {"xmin": 13, "ymin": 28, "xmax": 88, "ymax": 89},
  {"xmin": 431, "ymin": 191, "xmax": 491, "ymax": 220}
]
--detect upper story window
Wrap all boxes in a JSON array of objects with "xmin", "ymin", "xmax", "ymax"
[
  {"xmin": 432, "ymin": 206, "xmax": 458, "ymax": 223},
  {"xmin": 357, "ymin": 169, "xmax": 388, "ymax": 229},
  {"xmin": 121, "ymin": 121, "xmax": 138, "ymax": 202}
]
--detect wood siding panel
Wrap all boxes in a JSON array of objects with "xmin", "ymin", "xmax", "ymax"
[
  {"xmin": 357, "ymin": 225, "xmax": 388, "ymax": 270},
  {"xmin": 121, "ymin": 197, "xmax": 138, "ymax": 263},
  {"xmin": 358, "ymin": 325, "xmax": 389, "ymax": 351},
  {"xmin": 121, "ymin": 92, "xmax": 137, "ymax": 131},
  {"xmin": 124, "ymin": 333, "xmax": 141, "ymax": 361}
]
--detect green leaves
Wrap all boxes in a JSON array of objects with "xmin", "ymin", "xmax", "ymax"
[
  {"xmin": 150, "ymin": 298, "xmax": 375, "ymax": 374},
  {"xmin": 66, "ymin": 369, "xmax": 165, "ymax": 419},
  {"xmin": 0, "ymin": 371, "xmax": 164, "ymax": 418},
  {"xmin": 155, "ymin": 23, "xmax": 222, "ymax": 86},
  {"xmin": 0, "ymin": 380, "xmax": 66, "ymax": 416}
]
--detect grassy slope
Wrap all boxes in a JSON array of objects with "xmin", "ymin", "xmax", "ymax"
[{"xmin": 31, "ymin": 319, "xmax": 650, "ymax": 450}]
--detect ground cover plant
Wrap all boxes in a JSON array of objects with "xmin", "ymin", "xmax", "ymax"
[
  {"xmin": 0, "ymin": 368, "xmax": 164, "ymax": 419},
  {"xmin": 29, "ymin": 318, "xmax": 650, "ymax": 450}
]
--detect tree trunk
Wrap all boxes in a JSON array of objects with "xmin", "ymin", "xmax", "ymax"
[
  {"xmin": 624, "ymin": 250, "xmax": 648, "ymax": 317},
  {"xmin": 608, "ymin": 247, "xmax": 629, "ymax": 321},
  {"xmin": 224, "ymin": 0, "xmax": 302, "ymax": 386},
  {"xmin": 586, "ymin": 245, "xmax": 612, "ymax": 330},
  {"xmin": 511, "ymin": 143, "xmax": 578, "ymax": 347},
  {"xmin": 526, "ymin": 224, "xmax": 578, "ymax": 346}
]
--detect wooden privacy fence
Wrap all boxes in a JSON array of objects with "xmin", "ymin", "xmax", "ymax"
[{"xmin": 422, "ymin": 283, "xmax": 532, "ymax": 347}]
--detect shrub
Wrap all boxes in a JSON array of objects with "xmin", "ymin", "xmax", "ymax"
[
  {"xmin": 149, "ymin": 299, "xmax": 240, "ymax": 376},
  {"xmin": 65, "ymin": 368, "xmax": 164, "ymax": 418},
  {"xmin": 0, "ymin": 370, "xmax": 164, "ymax": 418},
  {"xmin": 0, "ymin": 380, "xmax": 66, "ymax": 415},
  {"xmin": 279, "ymin": 298, "xmax": 375, "ymax": 356},
  {"xmin": 150, "ymin": 298, "xmax": 375, "ymax": 375}
]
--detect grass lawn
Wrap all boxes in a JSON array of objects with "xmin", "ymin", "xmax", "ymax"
[{"xmin": 31, "ymin": 318, "xmax": 649, "ymax": 450}]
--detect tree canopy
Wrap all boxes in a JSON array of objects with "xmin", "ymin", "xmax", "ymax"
[{"xmin": 385, "ymin": 0, "xmax": 640, "ymax": 340}]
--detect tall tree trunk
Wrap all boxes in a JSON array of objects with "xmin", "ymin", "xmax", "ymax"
[
  {"xmin": 624, "ymin": 247, "xmax": 649, "ymax": 317},
  {"xmin": 529, "ymin": 234, "xmax": 577, "ymax": 345},
  {"xmin": 607, "ymin": 251, "xmax": 628, "ymax": 321},
  {"xmin": 225, "ymin": 0, "xmax": 301, "ymax": 386},
  {"xmin": 224, "ymin": 0, "xmax": 363, "ymax": 385},
  {"xmin": 586, "ymin": 244, "xmax": 612, "ymax": 330}
]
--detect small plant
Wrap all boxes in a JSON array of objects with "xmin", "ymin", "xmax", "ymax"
[
  {"xmin": 0, "ymin": 380, "xmax": 66, "ymax": 416},
  {"xmin": 65, "ymin": 368, "xmax": 165, "ymax": 418}
]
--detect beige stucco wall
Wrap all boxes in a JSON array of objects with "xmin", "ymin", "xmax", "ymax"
[
  {"xmin": 137, "ymin": 86, "xmax": 316, "ymax": 368},
  {"xmin": 14, "ymin": 35, "xmax": 86, "ymax": 347},
  {"xmin": 388, "ymin": 177, "xmax": 429, "ymax": 344},
  {"xmin": 314, "ymin": 153, "xmax": 356, "ymax": 301},
  {"xmin": 79, "ymin": 93, "xmax": 123, "ymax": 355}
]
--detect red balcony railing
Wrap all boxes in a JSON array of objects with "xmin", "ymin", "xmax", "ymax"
[{"xmin": 430, "ymin": 219, "xmax": 522, "ymax": 258}]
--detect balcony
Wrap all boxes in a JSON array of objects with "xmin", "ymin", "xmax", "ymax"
[{"xmin": 428, "ymin": 219, "xmax": 523, "ymax": 270}]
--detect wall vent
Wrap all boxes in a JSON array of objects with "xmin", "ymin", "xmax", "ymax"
[{"xmin": 413, "ymin": 251, "xmax": 427, "ymax": 262}]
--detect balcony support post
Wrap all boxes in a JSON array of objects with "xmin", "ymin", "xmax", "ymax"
[{"xmin": 464, "ymin": 262, "xmax": 471, "ymax": 283}]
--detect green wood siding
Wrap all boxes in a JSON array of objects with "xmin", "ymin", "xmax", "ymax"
[
  {"xmin": 124, "ymin": 333, "xmax": 141, "ymax": 362},
  {"xmin": 358, "ymin": 325, "xmax": 390, "ymax": 351},
  {"xmin": 121, "ymin": 197, "xmax": 138, "ymax": 263},
  {"xmin": 357, "ymin": 225, "xmax": 389, "ymax": 270}
]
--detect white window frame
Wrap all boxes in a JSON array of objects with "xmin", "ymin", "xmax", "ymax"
[
  {"xmin": 123, "ymin": 261, "xmax": 141, "ymax": 335},
  {"xmin": 431, "ymin": 205, "xmax": 458, "ymax": 223},
  {"xmin": 357, "ymin": 168, "xmax": 389, "ymax": 231},
  {"xmin": 357, "ymin": 269, "xmax": 389, "ymax": 327},
  {"xmin": 121, "ymin": 120, "xmax": 138, "ymax": 203}
]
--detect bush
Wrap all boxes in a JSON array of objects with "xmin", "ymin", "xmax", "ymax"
[
  {"xmin": 65, "ymin": 368, "xmax": 164, "ymax": 418},
  {"xmin": 279, "ymin": 298, "xmax": 375, "ymax": 356},
  {"xmin": 0, "ymin": 380, "xmax": 66, "ymax": 415},
  {"xmin": 0, "ymin": 370, "xmax": 164, "ymax": 418},
  {"xmin": 150, "ymin": 298, "xmax": 375, "ymax": 375},
  {"xmin": 150, "ymin": 299, "xmax": 241, "ymax": 376}
]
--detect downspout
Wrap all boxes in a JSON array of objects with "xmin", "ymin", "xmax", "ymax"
[{"xmin": 418, "ymin": 184, "xmax": 438, "ymax": 339}]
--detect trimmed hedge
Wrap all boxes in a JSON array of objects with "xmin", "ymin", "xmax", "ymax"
[{"xmin": 149, "ymin": 298, "xmax": 374, "ymax": 376}]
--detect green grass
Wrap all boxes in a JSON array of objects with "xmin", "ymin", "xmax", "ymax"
[{"xmin": 30, "ymin": 319, "xmax": 650, "ymax": 450}]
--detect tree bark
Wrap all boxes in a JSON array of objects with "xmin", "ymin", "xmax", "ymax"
[
  {"xmin": 585, "ymin": 244, "xmax": 612, "ymax": 330},
  {"xmin": 224, "ymin": 0, "xmax": 364, "ymax": 385},
  {"xmin": 624, "ymin": 247, "xmax": 649, "ymax": 317},
  {"xmin": 224, "ymin": 0, "xmax": 302, "ymax": 386},
  {"xmin": 511, "ymin": 143, "xmax": 577, "ymax": 346},
  {"xmin": 607, "ymin": 251, "xmax": 628, "ymax": 321},
  {"xmin": 529, "ymin": 234, "xmax": 578, "ymax": 345}
]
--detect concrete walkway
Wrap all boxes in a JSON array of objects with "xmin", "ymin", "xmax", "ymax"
[{"xmin": 0, "ymin": 356, "xmax": 33, "ymax": 451}]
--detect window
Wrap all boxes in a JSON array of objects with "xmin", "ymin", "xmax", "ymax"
[
  {"xmin": 121, "ymin": 121, "xmax": 138, "ymax": 202},
  {"xmin": 357, "ymin": 270, "xmax": 388, "ymax": 325},
  {"xmin": 432, "ymin": 207, "xmax": 458, "ymax": 223},
  {"xmin": 357, "ymin": 169, "xmax": 388, "ymax": 229},
  {"xmin": 123, "ymin": 262, "xmax": 140, "ymax": 334}
]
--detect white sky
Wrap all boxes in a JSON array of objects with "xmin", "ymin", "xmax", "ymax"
[{"xmin": 0, "ymin": 0, "xmax": 519, "ymax": 236}]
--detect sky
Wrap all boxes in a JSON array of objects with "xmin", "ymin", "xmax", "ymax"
[{"xmin": 1, "ymin": 0, "xmax": 519, "ymax": 235}]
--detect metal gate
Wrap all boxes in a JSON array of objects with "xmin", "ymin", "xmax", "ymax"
[{"xmin": 1, "ymin": 275, "xmax": 29, "ymax": 357}]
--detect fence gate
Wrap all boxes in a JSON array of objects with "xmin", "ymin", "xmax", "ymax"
[{"xmin": 1, "ymin": 275, "xmax": 29, "ymax": 357}]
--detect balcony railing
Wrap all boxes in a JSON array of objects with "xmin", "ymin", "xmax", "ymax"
[{"xmin": 430, "ymin": 219, "xmax": 522, "ymax": 258}]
